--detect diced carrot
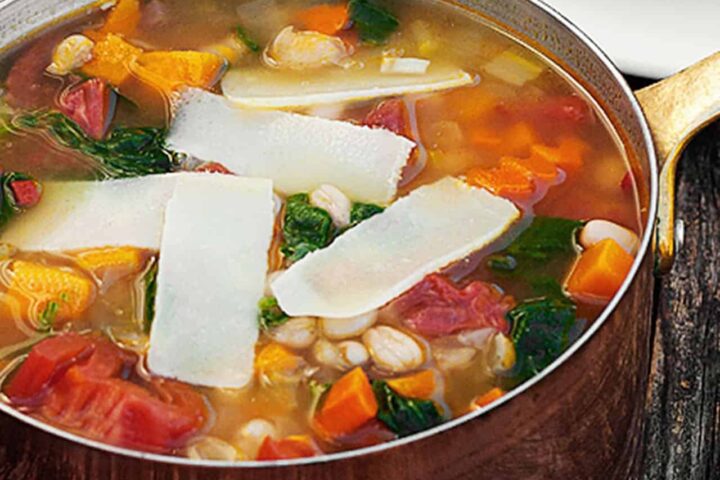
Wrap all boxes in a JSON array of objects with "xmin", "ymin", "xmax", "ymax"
[
  {"xmin": 257, "ymin": 435, "xmax": 317, "ymax": 460},
  {"xmin": 314, "ymin": 367, "xmax": 378, "ymax": 438},
  {"xmin": 7, "ymin": 261, "xmax": 95, "ymax": 324},
  {"xmin": 565, "ymin": 238, "xmax": 634, "ymax": 303},
  {"xmin": 81, "ymin": 34, "xmax": 143, "ymax": 86},
  {"xmin": 296, "ymin": 4, "xmax": 349, "ymax": 36},
  {"xmin": 474, "ymin": 387, "xmax": 504, "ymax": 408},
  {"xmin": 502, "ymin": 122, "xmax": 539, "ymax": 157},
  {"xmin": 75, "ymin": 247, "xmax": 144, "ymax": 278},
  {"xmin": 98, "ymin": 0, "xmax": 141, "ymax": 38},
  {"xmin": 386, "ymin": 370, "xmax": 436, "ymax": 400},
  {"xmin": 130, "ymin": 51, "xmax": 225, "ymax": 95},
  {"xmin": 500, "ymin": 156, "xmax": 560, "ymax": 183},
  {"xmin": 443, "ymin": 86, "xmax": 498, "ymax": 122},
  {"xmin": 469, "ymin": 127, "xmax": 503, "ymax": 150},
  {"xmin": 466, "ymin": 163, "xmax": 535, "ymax": 198},
  {"xmin": 531, "ymin": 136, "xmax": 589, "ymax": 174},
  {"xmin": 255, "ymin": 343, "xmax": 304, "ymax": 384}
]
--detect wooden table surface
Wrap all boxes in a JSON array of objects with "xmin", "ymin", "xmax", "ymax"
[{"xmin": 0, "ymin": 79, "xmax": 718, "ymax": 480}]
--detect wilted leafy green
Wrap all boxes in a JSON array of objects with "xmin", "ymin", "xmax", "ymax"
[
  {"xmin": 236, "ymin": 25, "xmax": 260, "ymax": 52},
  {"xmin": 349, "ymin": 0, "xmax": 399, "ymax": 45},
  {"xmin": 281, "ymin": 193, "xmax": 335, "ymax": 263},
  {"xmin": 373, "ymin": 380, "xmax": 443, "ymax": 437},
  {"xmin": 17, "ymin": 111, "xmax": 175, "ymax": 178},
  {"xmin": 143, "ymin": 261, "xmax": 159, "ymax": 333},
  {"xmin": 349, "ymin": 202, "xmax": 384, "ymax": 228},
  {"xmin": 508, "ymin": 294, "xmax": 576, "ymax": 382},
  {"xmin": 258, "ymin": 296, "xmax": 289, "ymax": 330},
  {"xmin": 37, "ymin": 301, "xmax": 60, "ymax": 333}
]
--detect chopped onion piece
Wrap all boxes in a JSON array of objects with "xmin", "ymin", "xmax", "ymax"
[
  {"xmin": 221, "ymin": 62, "xmax": 473, "ymax": 108},
  {"xmin": 381, "ymin": 57, "xmax": 431, "ymax": 75},
  {"xmin": 148, "ymin": 174, "xmax": 274, "ymax": 388},
  {"xmin": 483, "ymin": 47, "xmax": 545, "ymax": 86},
  {"xmin": 272, "ymin": 177, "xmax": 520, "ymax": 318},
  {"xmin": 167, "ymin": 89, "xmax": 415, "ymax": 204}
]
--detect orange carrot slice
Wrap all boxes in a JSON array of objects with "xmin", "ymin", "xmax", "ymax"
[
  {"xmin": 257, "ymin": 435, "xmax": 317, "ymax": 460},
  {"xmin": 466, "ymin": 163, "xmax": 535, "ymax": 198},
  {"xmin": 296, "ymin": 4, "xmax": 349, "ymax": 35},
  {"xmin": 387, "ymin": 370, "xmax": 436, "ymax": 400},
  {"xmin": 566, "ymin": 238, "xmax": 634, "ymax": 303},
  {"xmin": 7, "ymin": 261, "xmax": 95, "ymax": 324},
  {"xmin": 500, "ymin": 156, "xmax": 560, "ymax": 183},
  {"xmin": 98, "ymin": 0, "xmax": 141, "ymax": 38},
  {"xmin": 502, "ymin": 122, "xmax": 539, "ymax": 157},
  {"xmin": 255, "ymin": 343, "xmax": 304, "ymax": 384},
  {"xmin": 531, "ymin": 136, "xmax": 589, "ymax": 174},
  {"xmin": 81, "ymin": 34, "xmax": 142, "ymax": 86},
  {"xmin": 130, "ymin": 51, "xmax": 225, "ymax": 95},
  {"xmin": 474, "ymin": 387, "xmax": 504, "ymax": 408},
  {"xmin": 315, "ymin": 367, "xmax": 378, "ymax": 438}
]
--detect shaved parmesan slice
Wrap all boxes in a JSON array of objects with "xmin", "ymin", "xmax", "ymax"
[
  {"xmin": 272, "ymin": 177, "xmax": 520, "ymax": 318},
  {"xmin": 167, "ymin": 89, "xmax": 415, "ymax": 204},
  {"xmin": 381, "ymin": 57, "xmax": 431, "ymax": 75},
  {"xmin": 148, "ymin": 174, "xmax": 274, "ymax": 389},
  {"xmin": 221, "ymin": 62, "xmax": 474, "ymax": 108},
  {"xmin": 1, "ymin": 174, "xmax": 182, "ymax": 251}
]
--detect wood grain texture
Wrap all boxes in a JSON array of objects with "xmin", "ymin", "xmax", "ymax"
[{"xmin": 641, "ymin": 123, "xmax": 720, "ymax": 480}]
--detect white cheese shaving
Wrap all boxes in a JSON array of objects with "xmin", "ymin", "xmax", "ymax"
[
  {"xmin": 148, "ymin": 174, "xmax": 275, "ymax": 389},
  {"xmin": 272, "ymin": 177, "xmax": 520, "ymax": 318},
  {"xmin": 221, "ymin": 62, "xmax": 474, "ymax": 108},
  {"xmin": 381, "ymin": 57, "xmax": 431, "ymax": 75},
  {"xmin": 1, "ymin": 174, "xmax": 182, "ymax": 251},
  {"xmin": 166, "ymin": 89, "xmax": 415, "ymax": 204}
]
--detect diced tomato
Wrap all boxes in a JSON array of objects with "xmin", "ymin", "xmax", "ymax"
[
  {"xmin": 195, "ymin": 162, "xmax": 233, "ymax": 175},
  {"xmin": 533, "ymin": 95, "xmax": 593, "ymax": 124},
  {"xmin": 62, "ymin": 337, "xmax": 135, "ymax": 383},
  {"xmin": 43, "ymin": 377, "xmax": 207, "ymax": 453},
  {"xmin": 9, "ymin": 180, "xmax": 42, "ymax": 208},
  {"xmin": 5, "ymin": 35, "xmax": 63, "ymax": 109},
  {"xmin": 4, "ymin": 334, "xmax": 95, "ymax": 405},
  {"xmin": 620, "ymin": 172, "xmax": 635, "ymax": 194},
  {"xmin": 257, "ymin": 435, "xmax": 318, "ymax": 461},
  {"xmin": 58, "ymin": 79, "xmax": 117, "ymax": 140},
  {"xmin": 392, "ymin": 274, "xmax": 514, "ymax": 337},
  {"xmin": 364, "ymin": 99, "xmax": 411, "ymax": 137}
]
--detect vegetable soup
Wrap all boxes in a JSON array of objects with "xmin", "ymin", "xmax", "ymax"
[{"xmin": 0, "ymin": 0, "xmax": 643, "ymax": 461}]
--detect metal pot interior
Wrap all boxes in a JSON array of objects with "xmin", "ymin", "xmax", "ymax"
[{"xmin": 0, "ymin": 0, "xmax": 659, "ymax": 467}]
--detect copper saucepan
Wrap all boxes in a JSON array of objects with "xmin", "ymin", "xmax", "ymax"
[{"xmin": 0, "ymin": 0, "xmax": 718, "ymax": 478}]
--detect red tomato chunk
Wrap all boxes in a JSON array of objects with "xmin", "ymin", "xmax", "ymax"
[
  {"xmin": 4, "ymin": 334, "xmax": 208, "ymax": 453},
  {"xmin": 391, "ymin": 274, "xmax": 514, "ymax": 337},
  {"xmin": 363, "ymin": 99, "xmax": 411, "ymax": 138},
  {"xmin": 10, "ymin": 180, "xmax": 42, "ymax": 208}
]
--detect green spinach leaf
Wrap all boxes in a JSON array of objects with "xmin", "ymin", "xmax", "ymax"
[
  {"xmin": 236, "ymin": 25, "xmax": 260, "ymax": 52},
  {"xmin": 349, "ymin": 202, "xmax": 384, "ymax": 228},
  {"xmin": 281, "ymin": 193, "xmax": 335, "ymax": 263},
  {"xmin": 258, "ymin": 296, "xmax": 289, "ymax": 330},
  {"xmin": 143, "ymin": 260, "xmax": 159, "ymax": 334},
  {"xmin": 18, "ymin": 111, "xmax": 175, "ymax": 178},
  {"xmin": 349, "ymin": 0, "xmax": 399, "ymax": 45},
  {"xmin": 372, "ymin": 380, "xmax": 443, "ymax": 437},
  {"xmin": 508, "ymin": 294, "xmax": 576, "ymax": 382}
]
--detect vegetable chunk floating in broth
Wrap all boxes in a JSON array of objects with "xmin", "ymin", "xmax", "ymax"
[{"xmin": 0, "ymin": 0, "xmax": 642, "ymax": 462}]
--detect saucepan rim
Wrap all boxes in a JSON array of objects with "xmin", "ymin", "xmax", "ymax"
[{"xmin": 0, "ymin": 0, "xmax": 659, "ymax": 468}]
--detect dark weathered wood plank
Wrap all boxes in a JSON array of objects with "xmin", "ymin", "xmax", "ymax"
[{"xmin": 642, "ymin": 123, "xmax": 720, "ymax": 479}]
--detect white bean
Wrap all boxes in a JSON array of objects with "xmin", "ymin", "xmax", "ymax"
[
  {"xmin": 363, "ymin": 326, "xmax": 424, "ymax": 373},
  {"xmin": 487, "ymin": 333, "xmax": 516, "ymax": 374},
  {"xmin": 580, "ymin": 220, "xmax": 639, "ymax": 255},
  {"xmin": 310, "ymin": 184, "xmax": 352, "ymax": 228},
  {"xmin": 433, "ymin": 346, "xmax": 477, "ymax": 371},
  {"xmin": 321, "ymin": 311, "xmax": 377, "ymax": 340},
  {"xmin": 47, "ymin": 34, "xmax": 94, "ymax": 75},
  {"xmin": 233, "ymin": 419, "xmax": 277, "ymax": 459},
  {"xmin": 266, "ymin": 26, "xmax": 351, "ymax": 70},
  {"xmin": 313, "ymin": 338, "xmax": 346, "ymax": 370},
  {"xmin": 186, "ymin": 436, "xmax": 238, "ymax": 461},
  {"xmin": 338, "ymin": 341, "xmax": 369, "ymax": 367},
  {"xmin": 269, "ymin": 317, "xmax": 317, "ymax": 349}
]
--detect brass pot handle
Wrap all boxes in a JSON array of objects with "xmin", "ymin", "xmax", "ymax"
[{"xmin": 635, "ymin": 52, "xmax": 720, "ymax": 274}]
